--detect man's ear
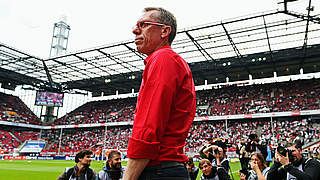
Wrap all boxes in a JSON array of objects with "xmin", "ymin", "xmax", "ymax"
[{"xmin": 161, "ymin": 26, "xmax": 171, "ymax": 39}]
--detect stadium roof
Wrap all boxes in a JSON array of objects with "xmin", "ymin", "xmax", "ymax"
[{"xmin": 1, "ymin": 9, "xmax": 320, "ymax": 95}]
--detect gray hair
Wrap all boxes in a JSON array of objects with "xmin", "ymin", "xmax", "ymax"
[{"xmin": 144, "ymin": 7, "xmax": 177, "ymax": 45}]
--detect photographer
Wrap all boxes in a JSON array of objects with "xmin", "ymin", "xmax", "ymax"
[
  {"xmin": 246, "ymin": 134, "xmax": 267, "ymax": 160},
  {"xmin": 201, "ymin": 145, "xmax": 230, "ymax": 173},
  {"xmin": 237, "ymin": 138, "xmax": 250, "ymax": 170},
  {"xmin": 199, "ymin": 159, "xmax": 231, "ymax": 180},
  {"xmin": 239, "ymin": 152, "xmax": 270, "ymax": 180},
  {"xmin": 267, "ymin": 142, "xmax": 320, "ymax": 180},
  {"xmin": 186, "ymin": 156, "xmax": 199, "ymax": 180}
]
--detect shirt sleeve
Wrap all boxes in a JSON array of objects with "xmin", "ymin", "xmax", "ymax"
[{"xmin": 127, "ymin": 52, "xmax": 182, "ymax": 159}]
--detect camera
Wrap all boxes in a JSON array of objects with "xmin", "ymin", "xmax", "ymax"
[
  {"xmin": 248, "ymin": 134, "xmax": 258, "ymax": 142},
  {"xmin": 277, "ymin": 145, "xmax": 294, "ymax": 162},
  {"xmin": 214, "ymin": 148, "xmax": 219, "ymax": 155},
  {"xmin": 239, "ymin": 168, "xmax": 249, "ymax": 177}
]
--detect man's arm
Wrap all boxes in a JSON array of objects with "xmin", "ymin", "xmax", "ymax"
[
  {"xmin": 267, "ymin": 161, "xmax": 285, "ymax": 180},
  {"xmin": 123, "ymin": 158, "xmax": 150, "ymax": 180},
  {"xmin": 217, "ymin": 167, "xmax": 231, "ymax": 180},
  {"xmin": 251, "ymin": 161, "xmax": 266, "ymax": 180},
  {"xmin": 203, "ymin": 145, "xmax": 218, "ymax": 158},
  {"xmin": 285, "ymin": 159, "xmax": 320, "ymax": 180}
]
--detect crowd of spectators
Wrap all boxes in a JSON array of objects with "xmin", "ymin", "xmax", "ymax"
[
  {"xmin": 41, "ymin": 126, "xmax": 131, "ymax": 153},
  {"xmin": 1, "ymin": 79, "xmax": 320, "ymax": 155},
  {"xmin": 1, "ymin": 118, "xmax": 319, "ymax": 155},
  {"xmin": 185, "ymin": 118, "xmax": 320, "ymax": 154},
  {"xmin": 1, "ymin": 79, "xmax": 320, "ymax": 126},
  {"xmin": 0, "ymin": 126, "xmax": 40, "ymax": 153},
  {"xmin": 0, "ymin": 92, "xmax": 40, "ymax": 125},
  {"xmin": 53, "ymin": 78, "xmax": 320, "ymax": 125},
  {"xmin": 197, "ymin": 79, "xmax": 320, "ymax": 116},
  {"xmin": 0, "ymin": 129, "xmax": 19, "ymax": 153},
  {"xmin": 54, "ymin": 98, "xmax": 136, "ymax": 125}
]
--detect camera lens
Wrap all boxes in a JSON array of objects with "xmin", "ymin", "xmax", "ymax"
[{"xmin": 277, "ymin": 145, "xmax": 287, "ymax": 156}]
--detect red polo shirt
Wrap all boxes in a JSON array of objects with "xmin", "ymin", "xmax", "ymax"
[{"xmin": 127, "ymin": 46, "xmax": 196, "ymax": 166}]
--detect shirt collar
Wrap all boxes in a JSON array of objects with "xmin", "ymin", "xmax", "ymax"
[{"xmin": 144, "ymin": 45, "xmax": 172, "ymax": 65}]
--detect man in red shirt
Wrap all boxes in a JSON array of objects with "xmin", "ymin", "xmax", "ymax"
[{"xmin": 123, "ymin": 7, "xmax": 196, "ymax": 180}]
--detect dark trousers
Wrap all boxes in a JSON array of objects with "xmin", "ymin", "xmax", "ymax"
[
  {"xmin": 138, "ymin": 161, "xmax": 190, "ymax": 180},
  {"xmin": 240, "ymin": 157, "xmax": 250, "ymax": 170}
]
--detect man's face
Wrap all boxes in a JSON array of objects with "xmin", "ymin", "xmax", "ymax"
[
  {"xmin": 132, "ymin": 10, "xmax": 165, "ymax": 55},
  {"xmin": 200, "ymin": 163, "xmax": 212, "ymax": 176},
  {"xmin": 79, "ymin": 154, "xmax": 92, "ymax": 167},
  {"xmin": 289, "ymin": 134, "xmax": 296, "ymax": 140},
  {"xmin": 108, "ymin": 154, "xmax": 122, "ymax": 169},
  {"xmin": 288, "ymin": 146, "xmax": 302, "ymax": 164}
]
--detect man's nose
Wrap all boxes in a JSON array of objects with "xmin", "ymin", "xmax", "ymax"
[{"xmin": 132, "ymin": 27, "xmax": 140, "ymax": 35}]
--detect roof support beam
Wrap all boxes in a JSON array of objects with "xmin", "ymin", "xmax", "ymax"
[
  {"xmin": 221, "ymin": 23, "xmax": 242, "ymax": 59},
  {"xmin": 73, "ymin": 54, "xmax": 111, "ymax": 76},
  {"xmin": 123, "ymin": 43, "xmax": 146, "ymax": 60},
  {"xmin": 284, "ymin": 11, "xmax": 320, "ymax": 24},
  {"xmin": 97, "ymin": 49, "xmax": 141, "ymax": 72},
  {"xmin": 185, "ymin": 31, "xmax": 215, "ymax": 61},
  {"xmin": 221, "ymin": 23, "xmax": 251, "ymax": 75},
  {"xmin": 51, "ymin": 59, "xmax": 96, "ymax": 81},
  {"xmin": 301, "ymin": 0, "xmax": 313, "ymax": 68},
  {"xmin": 262, "ymin": 16, "xmax": 276, "ymax": 73}
]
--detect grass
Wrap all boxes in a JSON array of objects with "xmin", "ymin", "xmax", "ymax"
[{"xmin": 0, "ymin": 159, "xmax": 242, "ymax": 180}]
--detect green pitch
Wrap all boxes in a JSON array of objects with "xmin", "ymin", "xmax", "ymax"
[{"xmin": 0, "ymin": 160, "xmax": 242, "ymax": 180}]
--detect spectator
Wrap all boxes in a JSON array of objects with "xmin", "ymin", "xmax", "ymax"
[
  {"xmin": 240, "ymin": 152, "xmax": 270, "ymax": 180},
  {"xmin": 267, "ymin": 142, "xmax": 320, "ymax": 180},
  {"xmin": 237, "ymin": 138, "xmax": 250, "ymax": 170},
  {"xmin": 58, "ymin": 149, "xmax": 97, "ymax": 180},
  {"xmin": 266, "ymin": 144, "xmax": 273, "ymax": 167},
  {"xmin": 199, "ymin": 159, "xmax": 231, "ymax": 180},
  {"xmin": 186, "ymin": 156, "xmax": 199, "ymax": 180},
  {"xmin": 289, "ymin": 132, "xmax": 303, "ymax": 147},
  {"xmin": 202, "ymin": 144, "xmax": 230, "ymax": 173},
  {"xmin": 98, "ymin": 150, "xmax": 124, "ymax": 180},
  {"xmin": 246, "ymin": 133, "xmax": 267, "ymax": 160}
]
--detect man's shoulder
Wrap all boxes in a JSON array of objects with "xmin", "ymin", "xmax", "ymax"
[{"xmin": 305, "ymin": 158, "xmax": 320, "ymax": 167}]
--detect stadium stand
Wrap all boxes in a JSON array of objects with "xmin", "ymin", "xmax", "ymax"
[
  {"xmin": 53, "ymin": 98, "xmax": 136, "ymax": 125},
  {"xmin": 197, "ymin": 78, "xmax": 320, "ymax": 116},
  {"xmin": 41, "ymin": 126, "xmax": 131, "ymax": 154},
  {"xmin": 0, "ymin": 92, "xmax": 41, "ymax": 125},
  {"xmin": 51, "ymin": 78, "xmax": 320, "ymax": 125},
  {"xmin": 1, "ymin": 78, "xmax": 320, "ymax": 156},
  {"xmin": 35, "ymin": 117, "xmax": 320, "ymax": 155}
]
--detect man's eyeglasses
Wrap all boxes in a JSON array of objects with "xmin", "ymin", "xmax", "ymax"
[{"xmin": 133, "ymin": 21, "xmax": 166, "ymax": 30}]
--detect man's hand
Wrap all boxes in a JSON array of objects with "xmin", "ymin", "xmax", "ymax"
[
  {"xmin": 186, "ymin": 163, "xmax": 191, "ymax": 173},
  {"xmin": 250, "ymin": 161, "xmax": 260, "ymax": 173},
  {"xmin": 123, "ymin": 158, "xmax": 150, "ymax": 180},
  {"xmin": 275, "ymin": 151, "xmax": 290, "ymax": 166},
  {"xmin": 239, "ymin": 172, "xmax": 246, "ymax": 180}
]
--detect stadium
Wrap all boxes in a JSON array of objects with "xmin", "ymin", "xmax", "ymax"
[{"xmin": 1, "ymin": 0, "xmax": 320, "ymax": 179}]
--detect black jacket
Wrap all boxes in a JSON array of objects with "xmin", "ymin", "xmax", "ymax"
[
  {"xmin": 267, "ymin": 158, "xmax": 320, "ymax": 180},
  {"xmin": 245, "ymin": 142, "xmax": 267, "ymax": 159},
  {"xmin": 58, "ymin": 165, "xmax": 96, "ymax": 180},
  {"xmin": 200, "ymin": 166, "xmax": 231, "ymax": 180}
]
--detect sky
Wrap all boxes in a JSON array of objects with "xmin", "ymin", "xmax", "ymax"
[{"xmin": 0, "ymin": 0, "xmax": 316, "ymax": 59}]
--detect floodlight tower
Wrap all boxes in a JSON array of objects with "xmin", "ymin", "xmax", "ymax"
[
  {"xmin": 41, "ymin": 16, "xmax": 70, "ymax": 125},
  {"xmin": 49, "ymin": 16, "xmax": 71, "ymax": 57}
]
